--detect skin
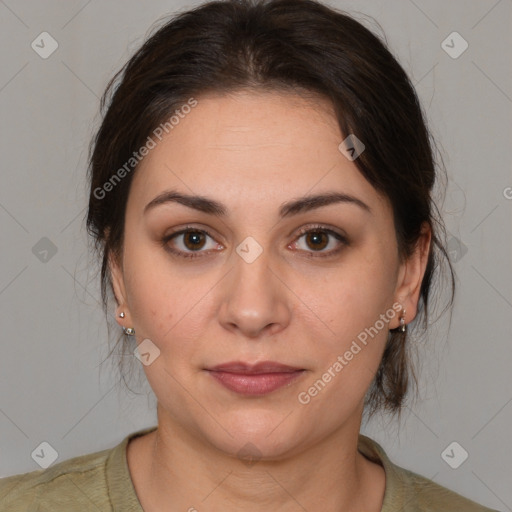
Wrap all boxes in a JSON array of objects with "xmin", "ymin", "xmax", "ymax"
[{"xmin": 110, "ymin": 89, "xmax": 431, "ymax": 511}]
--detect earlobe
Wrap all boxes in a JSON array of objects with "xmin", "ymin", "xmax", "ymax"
[{"xmin": 392, "ymin": 223, "xmax": 432, "ymax": 329}]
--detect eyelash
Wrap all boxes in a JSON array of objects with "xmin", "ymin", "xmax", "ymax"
[{"xmin": 161, "ymin": 224, "xmax": 348, "ymax": 260}]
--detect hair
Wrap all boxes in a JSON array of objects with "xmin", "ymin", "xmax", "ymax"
[{"xmin": 86, "ymin": 0, "xmax": 455, "ymax": 420}]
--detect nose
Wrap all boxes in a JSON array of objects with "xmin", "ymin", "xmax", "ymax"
[{"xmin": 217, "ymin": 244, "xmax": 292, "ymax": 339}]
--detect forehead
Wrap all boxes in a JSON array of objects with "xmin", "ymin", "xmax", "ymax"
[{"xmin": 129, "ymin": 90, "xmax": 388, "ymax": 215}]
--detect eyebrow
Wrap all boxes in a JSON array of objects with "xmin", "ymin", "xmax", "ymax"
[{"xmin": 143, "ymin": 190, "xmax": 371, "ymax": 218}]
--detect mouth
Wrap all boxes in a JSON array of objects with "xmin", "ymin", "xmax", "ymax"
[{"xmin": 205, "ymin": 361, "xmax": 306, "ymax": 395}]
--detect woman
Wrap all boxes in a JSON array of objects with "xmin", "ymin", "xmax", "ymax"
[{"xmin": 0, "ymin": 0, "xmax": 500, "ymax": 510}]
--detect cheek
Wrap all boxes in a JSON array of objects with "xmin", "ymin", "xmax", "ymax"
[
  {"xmin": 296, "ymin": 247, "xmax": 397, "ymax": 399},
  {"xmin": 122, "ymin": 244, "xmax": 214, "ymax": 350},
  {"xmin": 122, "ymin": 242, "xmax": 177, "ymax": 339},
  {"xmin": 313, "ymin": 251, "xmax": 397, "ymax": 338},
  {"xmin": 296, "ymin": 274, "xmax": 393, "ymax": 420}
]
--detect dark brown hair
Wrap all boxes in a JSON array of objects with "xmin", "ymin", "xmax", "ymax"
[{"xmin": 86, "ymin": 0, "xmax": 455, "ymax": 419}]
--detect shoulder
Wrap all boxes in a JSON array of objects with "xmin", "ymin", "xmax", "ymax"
[
  {"xmin": 391, "ymin": 462, "xmax": 501, "ymax": 512},
  {"xmin": 358, "ymin": 434, "xmax": 502, "ymax": 512},
  {"xmin": 0, "ymin": 444, "xmax": 113, "ymax": 511}
]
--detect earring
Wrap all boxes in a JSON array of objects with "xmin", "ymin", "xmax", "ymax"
[
  {"xmin": 118, "ymin": 311, "xmax": 134, "ymax": 335},
  {"xmin": 399, "ymin": 308, "xmax": 407, "ymax": 333}
]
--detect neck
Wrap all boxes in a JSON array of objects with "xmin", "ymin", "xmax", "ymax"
[{"xmin": 128, "ymin": 407, "xmax": 385, "ymax": 512}]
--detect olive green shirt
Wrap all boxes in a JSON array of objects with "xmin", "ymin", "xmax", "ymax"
[{"xmin": 0, "ymin": 426, "xmax": 500, "ymax": 511}]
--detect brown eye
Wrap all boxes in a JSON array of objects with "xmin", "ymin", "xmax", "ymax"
[
  {"xmin": 183, "ymin": 231, "xmax": 207, "ymax": 251},
  {"xmin": 162, "ymin": 227, "xmax": 221, "ymax": 259},
  {"xmin": 304, "ymin": 231, "xmax": 329, "ymax": 251},
  {"xmin": 292, "ymin": 225, "xmax": 348, "ymax": 258}
]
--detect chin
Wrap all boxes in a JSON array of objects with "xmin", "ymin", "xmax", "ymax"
[{"xmin": 197, "ymin": 408, "xmax": 309, "ymax": 462}]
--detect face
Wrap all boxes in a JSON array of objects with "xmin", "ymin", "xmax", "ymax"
[{"xmin": 111, "ymin": 90, "xmax": 429, "ymax": 459}]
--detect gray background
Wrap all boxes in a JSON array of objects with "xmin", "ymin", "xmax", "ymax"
[{"xmin": 0, "ymin": 0, "xmax": 511, "ymax": 509}]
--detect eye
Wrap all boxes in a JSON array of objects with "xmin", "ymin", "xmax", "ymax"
[
  {"xmin": 290, "ymin": 224, "xmax": 348, "ymax": 258},
  {"xmin": 161, "ymin": 227, "xmax": 222, "ymax": 259},
  {"xmin": 161, "ymin": 224, "xmax": 348, "ymax": 260}
]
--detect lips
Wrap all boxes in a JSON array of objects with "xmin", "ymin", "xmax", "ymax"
[
  {"xmin": 206, "ymin": 361, "xmax": 305, "ymax": 395},
  {"xmin": 208, "ymin": 361, "xmax": 303, "ymax": 374}
]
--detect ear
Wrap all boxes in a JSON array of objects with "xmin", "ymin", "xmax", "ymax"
[
  {"xmin": 392, "ymin": 222, "xmax": 432, "ymax": 328},
  {"xmin": 109, "ymin": 251, "xmax": 131, "ymax": 327}
]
